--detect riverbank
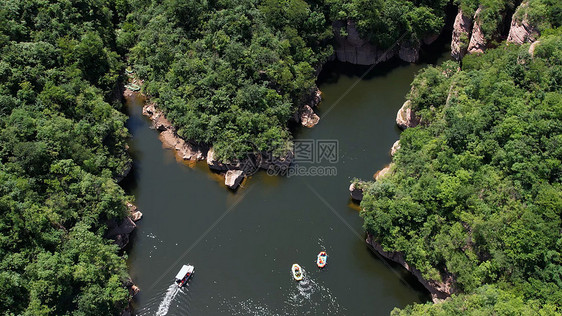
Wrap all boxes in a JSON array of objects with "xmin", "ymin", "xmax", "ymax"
[{"xmin": 124, "ymin": 53, "xmax": 433, "ymax": 314}]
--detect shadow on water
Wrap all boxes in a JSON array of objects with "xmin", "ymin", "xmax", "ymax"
[{"xmin": 364, "ymin": 245, "xmax": 432, "ymax": 303}]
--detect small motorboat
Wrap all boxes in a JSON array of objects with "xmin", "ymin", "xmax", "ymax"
[
  {"xmin": 175, "ymin": 264, "xmax": 195, "ymax": 287},
  {"xmin": 292, "ymin": 264, "xmax": 303, "ymax": 281},
  {"xmin": 317, "ymin": 251, "xmax": 327, "ymax": 268}
]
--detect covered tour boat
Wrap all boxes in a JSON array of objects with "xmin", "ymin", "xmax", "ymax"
[{"xmin": 175, "ymin": 264, "xmax": 195, "ymax": 287}]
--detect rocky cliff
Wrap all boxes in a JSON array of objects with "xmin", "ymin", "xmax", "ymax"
[
  {"xmin": 507, "ymin": 2, "xmax": 539, "ymax": 45},
  {"xmin": 467, "ymin": 7, "xmax": 487, "ymax": 54},
  {"xmin": 451, "ymin": 8, "xmax": 472, "ymax": 60},
  {"xmin": 332, "ymin": 20, "xmax": 423, "ymax": 65},
  {"xmin": 396, "ymin": 100, "xmax": 420, "ymax": 130},
  {"xmin": 452, "ymin": 2, "xmax": 541, "ymax": 60},
  {"xmin": 366, "ymin": 234, "xmax": 456, "ymax": 302}
]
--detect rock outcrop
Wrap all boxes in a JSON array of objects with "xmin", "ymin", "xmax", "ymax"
[
  {"xmin": 398, "ymin": 39, "xmax": 420, "ymax": 63},
  {"xmin": 206, "ymin": 147, "xmax": 229, "ymax": 171},
  {"xmin": 467, "ymin": 7, "xmax": 486, "ymax": 54},
  {"xmin": 349, "ymin": 182, "xmax": 364, "ymax": 201},
  {"xmin": 390, "ymin": 140, "xmax": 401, "ymax": 157},
  {"xmin": 106, "ymin": 217, "xmax": 136, "ymax": 249},
  {"xmin": 451, "ymin": 8, "xmax": 472, "ymax": 60},
  {"xmin": 366, "ymin": 234, "xmax": 456, "ymax": 302},
  {"xmin": 143, "ymin": 103, "xmax": 206, "ymax": 161},
  {"xmin": 300, "ymin": 105, "xmax": 320, "ymax": 127},
  {"xmin": 225, "ymin": 170, "xmax": 245, "ymax": 189},
  {"xmin": 528, "ymin": 40, "xmax": 540, "ymax": 57},
  {"xmin": 507, "ymin": 2, "xmax": 539, "ymax": 45},
  {"xmin": 374, "ymin": 163, "xmax": 393, "ymax": 181},
  {"xmin": 127, "ymin": 202, "xmax": 143, "ymax": 222},
  {"xmin": 396, "ymin": 100, "xmax": 420, "ymax": 129}
]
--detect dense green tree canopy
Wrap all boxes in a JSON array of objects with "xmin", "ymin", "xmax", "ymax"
[
  {"xmin": 0, "ymin": 0, "xmax": 132, "ymax": 314},
  {"xmin": 126, "ymin": 0, "xmax": 455, "ymax": 160},
  {"xmin": 361, "ymin": 32, "xmax": 562, "ymax": 313}
]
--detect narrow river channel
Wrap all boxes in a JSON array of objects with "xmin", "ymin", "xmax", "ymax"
[{"xmin": 124, "ymin": 56, "xmax": 446, "ymax": 315}]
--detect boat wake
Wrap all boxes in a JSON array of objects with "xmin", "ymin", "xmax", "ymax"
[
  {"xmin": 222, "ymin": 266, "xmax": 345, "ymax": 315},
  {"xmin": 136, "ymin": 283, "xmax": 190, "ymax": 316},
  {"xmin": 155, "ymin": 284, "xmax": 181, "ymax": 316}
]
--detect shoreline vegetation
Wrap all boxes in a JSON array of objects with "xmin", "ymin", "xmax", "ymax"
[
  {"xmin": 1, "ymin": 0, "xmax": 560, "ymax": 314},
  {"xmin": 357, "ymin": 32, "xmax": 561, "ymax": 314}
]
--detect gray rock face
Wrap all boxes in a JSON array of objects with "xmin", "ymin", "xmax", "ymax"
[
  {"xmin": 225, "ymin": 170, "xmax": 245, "ymax": 189},
  {"xmin": 106, "ymin": 217, "xmax": 136, "ymax": 249},
  {"xmin": 396, "ymin": 100, "xmax": 420, "ymax": 130},
  {"xmin": 468, "ymin": 7, "xmax": 486, "ymax": 54},
  {"xmin": 332, "ymin": 20, "xmax": 396, "ymax": 65},
  {"xmin": 507, "ymin": 2, "xmax": 538, "ymax": 45},
  {"xmin": 366, "ymin": 234, "xmax": 456, "ymax": 302},
  {"xmin": 398, "ymin": 40, "xmax": 420, "ymax": 63},
  {"xmin": 451, "ymin": 8, "xmax": 472, "ymax": 60}
]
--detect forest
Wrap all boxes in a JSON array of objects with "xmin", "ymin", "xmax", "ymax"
[
  {"xmin": 361, "ymin": 32, "xmax": 562, "ymax": 313},
  {"xmin": 1, "ymin": 0, "xmax": 560, "ymax": 314},
  {"xmin": 0, "ymin": 0, "xmax": 133, "ymax": 314},
  {"xmin": 125, "ymin": 0, "xmax": 452, "ymax": 160}
]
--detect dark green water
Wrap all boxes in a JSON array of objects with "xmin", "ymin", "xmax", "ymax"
[{"xmin": 124, "ymin": 59, "xmax": 440, "ymax": 315}]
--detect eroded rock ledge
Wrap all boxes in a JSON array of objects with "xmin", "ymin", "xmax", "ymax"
[
  {"xmin": 366, "ymin": 234, "xmax": 456, "ymax": 302},
  {"xmin": 396, "ymin": 100, "xmax": 420, "ymax": 130},
  {"xmin": 133, "ymin": 89, "xmax": 298, "ymax": 189}
]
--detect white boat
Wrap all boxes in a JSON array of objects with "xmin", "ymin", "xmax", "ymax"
[
  {"xmin": 175, "ymin": 264, "xmax": 194, "ymax": 287},
  {"xmin": 292, "ymin": 264, "xmax": 303, "ymax": 281}
]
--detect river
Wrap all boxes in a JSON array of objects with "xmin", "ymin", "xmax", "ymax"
[{"xmin": 123, "ymin": 56, "xmax": 446, "ymax": 315}]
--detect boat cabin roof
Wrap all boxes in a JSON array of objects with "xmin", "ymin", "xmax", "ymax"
[{"xmin": 175, "ymin": 265, "xmax": 194, "ymax": 279}]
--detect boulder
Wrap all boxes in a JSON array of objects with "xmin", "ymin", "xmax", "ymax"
[
  {"xmin": 349, "ymin": 182, "xmax": 364, "ymax": 201},
  {"xmin": 225, "ymin": 170, "xmax": 245, "ymax": 189},
  {"xmin": 130, "ymin": 285, "xmax": 140, "ymax": 296},
  {"xmin": 396, "ymin": 100, "xmax": 420, "ymax": 129},
  {"xmin": 507, "ymin": 2, "xmax": 538, "ymax": 45},
  {"xmin": 300, "ymin": 105, "xmax": 320, "ymax": 128},
  {"xmin": 468, "ymin": 7, "xmax": 486, "ymax": 54},
  {"xmin": 390, "ymin": 140, "xmax": 401, "ymax": 157},
  {"xmin": 451, "ymin": 8, "xmax": 472, "ymax": 60},
  {"xmin": 126, "ymin": 202, "xmax": 143, "ymax": 222}
]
